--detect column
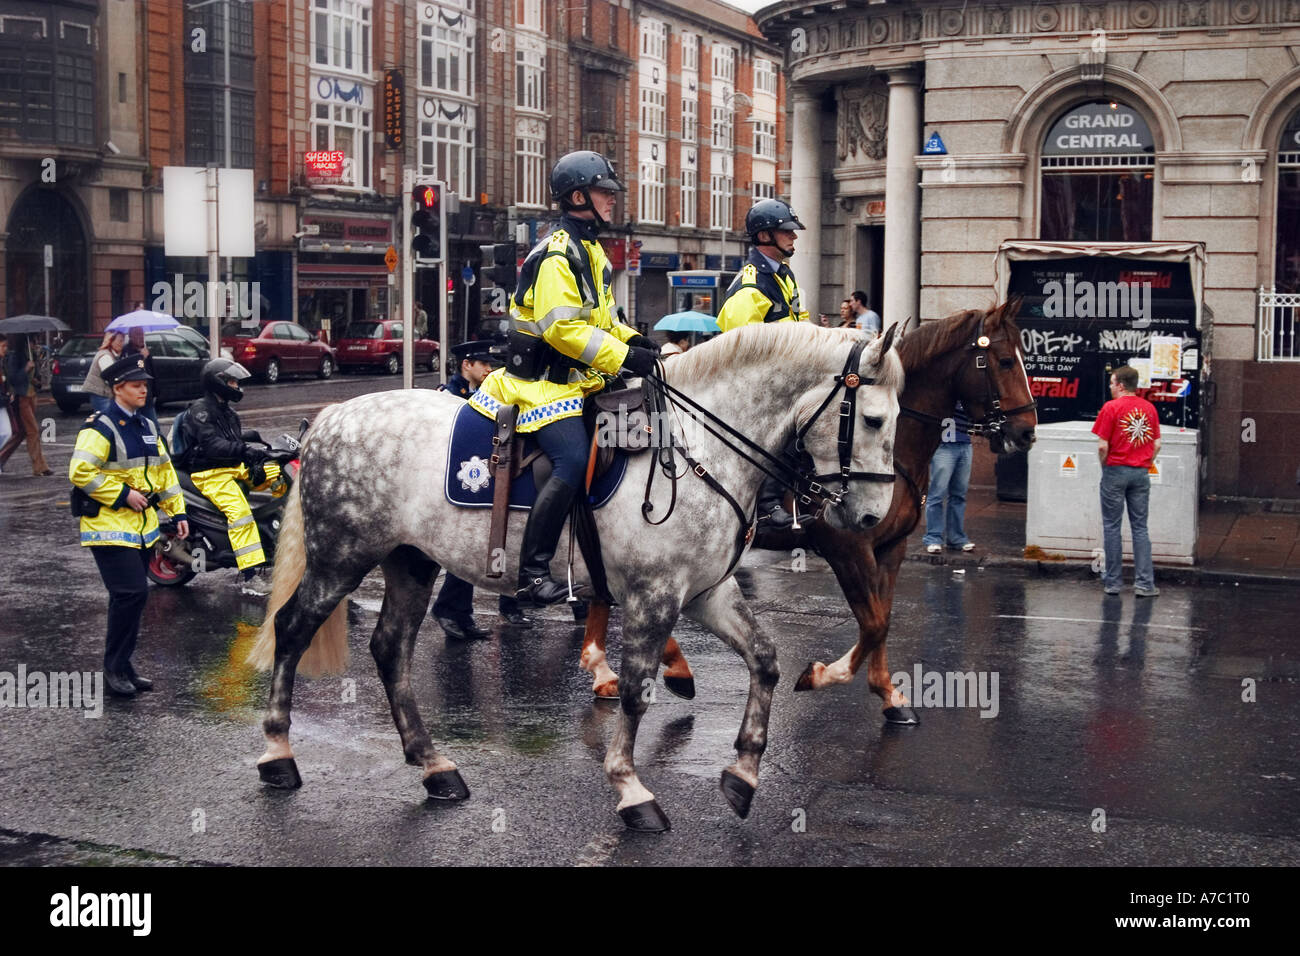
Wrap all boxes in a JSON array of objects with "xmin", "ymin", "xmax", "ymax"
[
  {"xmin": 883, "ymin": 67, "xmax": 922, "ymax": 328},
  {"xmin": 789, "ymin": 87, "xmax": 822, "ymax": 320}
]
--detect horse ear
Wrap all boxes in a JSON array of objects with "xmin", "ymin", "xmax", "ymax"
[
  {"xmin": 877, "ymin": 321, "xmax": 899, "ymax": 356},
  {"xmin": 992, "ymin": 296, "xmax": 1023, "ymax": 327}
]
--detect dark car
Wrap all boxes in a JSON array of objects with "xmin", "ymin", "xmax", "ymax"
[
  {"xmin": 221, "ymin": 320, "xmax": 336, "ymax": 383},
  {"xmin": 336, "ymin": 320, "xmax": 439, "ymax": 374},
  {"xmin": 51, "ymin": 330, "xmax": 210, "ymax": 414}
]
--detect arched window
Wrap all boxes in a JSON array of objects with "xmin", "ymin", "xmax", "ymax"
[
  {"xmin": 1274, "ymin": 110, "xmax": 1300, "ymax": 292},
  {"xmin": 1040, "ymin": 100, "xmax": 1154, "ymax": 242}
]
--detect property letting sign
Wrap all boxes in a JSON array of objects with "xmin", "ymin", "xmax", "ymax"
[
  {"xmin": 304, "ymin": 151, "xmax": 346, "ymax": 184},
  {"xmin": 383, "ymin": 70, "xmax": 404, "ymax": 150}
]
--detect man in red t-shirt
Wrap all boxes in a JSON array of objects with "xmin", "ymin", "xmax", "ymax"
[{"xmin": 1091, "ymin": 365, "xmax": 1162, "ymax": 597}]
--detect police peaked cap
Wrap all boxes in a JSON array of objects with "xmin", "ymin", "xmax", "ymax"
[
  {"xmin": 451, "ymin": 340, "xmax": 500, "ymax": 365},
  {"xmin": 102, "ymin": 354, "xmax": 153, "ymax": 386}
]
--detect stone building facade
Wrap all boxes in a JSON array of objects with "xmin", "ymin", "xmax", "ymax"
[{"xmin": 757, "ymin": 0, "xmax": 1300, "ymax": 498}]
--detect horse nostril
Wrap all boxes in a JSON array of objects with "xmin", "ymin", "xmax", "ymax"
[{"xmin": 860, "ymin": 513, "xmax": 879, "ymax": 530}]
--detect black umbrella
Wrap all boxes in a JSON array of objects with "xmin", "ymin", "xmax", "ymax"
[{"xmin": 0, "ymin": 314, "xmax": 70, "ymax": 334}]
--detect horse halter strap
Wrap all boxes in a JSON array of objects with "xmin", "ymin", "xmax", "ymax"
[
  {"xmin": 970, "ymin": 315, "xmax": 1037, "ymax": 437},
  {"xmin": 794, "ymin": 337, "xmax": 896, "ymax": 499}
]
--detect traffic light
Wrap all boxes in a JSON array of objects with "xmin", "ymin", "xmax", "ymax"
[
  {"xmin": 411, "ymin": 182, "xmax": 443, "ymax": 264},
  {"xmin": 479, "ymin": 243, "xmax": 517, "ymax": 290}
]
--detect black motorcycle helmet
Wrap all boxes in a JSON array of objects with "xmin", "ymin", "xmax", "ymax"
[
  {"xmin": 202, "ymin": 358, "xmax": 251, "ymax": 403},
  {"xmin": 550, "ymin": 150, "xmax": 625, "ymax": 230},
  {"xmin": 745, "ymin": 198, "xmax": 806, "ymax": 244}
]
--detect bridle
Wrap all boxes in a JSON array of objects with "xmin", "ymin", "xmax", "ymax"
[
  {"xmin": 641, "ymin": 336, "xmax": 896, "ymax": 567},
  {"xmin": 900, "ymin": 314, "xmax": 1037, "ymax": 451}
]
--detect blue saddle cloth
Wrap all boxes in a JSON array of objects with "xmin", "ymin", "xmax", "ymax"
[{"xmin": 444, "ymin": 402, "xmax": 628, "ymax": 510}]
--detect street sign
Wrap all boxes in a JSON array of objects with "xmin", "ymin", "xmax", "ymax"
[
  {"xmin": 923, "ymin": 132, "xmax": 947, "ymax": 155},
  {"xmin": 43, "ymin": 244, "xmax": 52, "ymax": 268},
  {"xmin": 385, "ymin": 245, "xmax": 398, "ymax": 272},
  {"xmin": 462, "ymin": 265, "xmax": 476, "ymax": 287}
]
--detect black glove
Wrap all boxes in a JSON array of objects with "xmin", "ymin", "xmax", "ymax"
[
  {"xmin": 250, "ymin": 462, "xmax": 268, "ymax": 487},
  {"xmin": 620, "ymin": 346, "xmax": 658, "ymax": 378},
  {"xmin": 241, "ymin": 429, "xmax": 263, "ymax": 444},
  {"xmin": 627, "ymin": 333, "xmax": 660, "ymax": 354}
]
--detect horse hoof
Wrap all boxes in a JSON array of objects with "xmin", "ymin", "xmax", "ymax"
[
  {"xmin": 883, "ymin": 705, "xmax": 919, "ymax": 726},
  {"xmin": 663, "ymin": 674, "xmax": 696, "ymax": 700},
  {"xmin": 423, "ymin": 769, "xmax": 471, "ymax": 801},
  {"xmin": 793, "ymin": 662, "xmax": 818, "ymax": 692},
  {"xmin": 618, "ymin": 800, "xmax": 671, "ymax": 833},
  {"xmin": 258, "ymin": 757, "xmax": 302, "ymax": 789},
  {"xmin": 593, "ymin": 680, "xmax": 620, "ymax": 699},
  {"xmin": 719, "ymin": 770, "xmax": 755, "ymax": 819}
]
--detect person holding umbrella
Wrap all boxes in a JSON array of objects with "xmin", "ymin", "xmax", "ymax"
[{"xmin": 0, "ymin": 334, "xmax": 53, "ymax": 476}]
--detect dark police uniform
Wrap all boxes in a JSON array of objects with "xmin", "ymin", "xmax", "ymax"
[{"xmin": 68, "ymin": 355, "xmax": 187, "ymax": 696}]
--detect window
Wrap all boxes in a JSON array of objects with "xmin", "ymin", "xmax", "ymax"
[
  {"xmin": 419, "ymin": 109, "xmax": 477, "ymax": 198},
  {"xmin": 1040, "ymin": 100, "xmax": 1153, "ymax": 242},
  {"xmin": 54, "ymin": 50, "xmax": 93, "ymax": 145},
  {"xmin": 111, "ymin": 271, "xmax": 128, "ymax": 320},
  {"xmin": 582, "ymin": 70, "xmax": 619, "ymax": 157},
  {"xmin": 681, "ymin": 32, "xmax": 698, "ymax": 73},
  {"xmin": 752, "ymin": 120, "xmax": 776, "ymax": 161},
  {"xmin": 639, "ymin": 159, "xmax": 665, "ymax": 225},
  {"xmin": 312, "ymin": 0, "xmax": 371, "ymax": 76},
  {"xmin": 608, "ymin": 0, "xmax": 618, "ymax": 46},
  {"xmin": 313, "ymin": 102, "xmax": 373, "ymax": 189},
  {"xmin": 516, "ymin": 126, "xmax": 547, "ymax": 207},
  {"xmin": 640, "ymin": 86, "xmax": 665, "ymax": 137},
  {"xmin": 681, "ymin": 96, "xmax": 697, "ymax": 142},
  {"xmin": 581, "ymin": 0, "xmax": 592, "ymax": 40},
  {"xmin": 419, "ymin": 17, "xmax": 474, "ymax": 98},
  {"xmin": 186, "ymin": 87, "xmax": 255, "ymax": 168},
  {"xmin": 754, "ymin": 59, "xmax": 777, "ymax": 97},
  {"xmin": 752, "ymin": 181, "xmax": 776, "ymax": 201},
  {"xmin": 516, "ymin": 46, "xmax": 546, "ymax": 113},
  {"xmin": 710, "ymin": 174, "xmax": 732, "ymax": 230},
  {"xmin": 711, "ymin": 105, "xmax": 732, "ymax": 150},
  {"xmin": 640, "ymin": 18, "xmax": 666, "ymax": 60},
  {"xmin": 109, "ymin": 188, "xmax": 129, "ymax": 222},
  {"xmin": 1274, "ymin": 109, "xmax": 1300, "ymax": 293},
  {"xmin": 711, "ymin": 44, "xmax": 734, "ymax": 84},
  {"xmin": 680, "ymin": 166, "xmax": 697, "ymax": 227},
  {"xmin": 517, "ymin": 0, "xmax": 543, "ymax": 32}
]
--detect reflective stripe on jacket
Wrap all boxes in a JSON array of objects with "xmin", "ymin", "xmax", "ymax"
[
  {"xmin": 470, "ymin": 218, "xmax": 638, "ymax": 433},
  {"xmin": 68, "ymin": 406, "xmax": 187, "ymax": 548},
  {"xmin": 717, "ymin": 247, "xmax": 810, "ymax": 332}
]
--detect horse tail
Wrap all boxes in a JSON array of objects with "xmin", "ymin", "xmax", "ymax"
[{"xmin": 247, "ymin": 482, "xmax": 350, "ymax": 676}]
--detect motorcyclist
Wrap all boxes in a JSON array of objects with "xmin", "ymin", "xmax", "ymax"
[
  {"xmin": 468, "ymin": 149, "xmax": 658, "ymax": 605},
  {"xmin": 178, "ymin": 359, "xmax": 283, "ymax": 591}
]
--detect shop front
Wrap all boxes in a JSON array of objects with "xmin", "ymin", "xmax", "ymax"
[{"xmin": 296, "ymin": 213, "xmax": 395, "ymax": 342}]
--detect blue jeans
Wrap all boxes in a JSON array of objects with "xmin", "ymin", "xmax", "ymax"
[
  {"xmin": 1100, "ymin": 465, "xmax": 1154, "ymax": 591},
  {"xmin": 923, "ymin": 442, "xmax": 972, "ymax": 548}
]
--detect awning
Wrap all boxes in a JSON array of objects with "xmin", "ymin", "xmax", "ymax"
[{"xmin": 297, "ymin": 262, "xmax": 391, "ymax": 290}]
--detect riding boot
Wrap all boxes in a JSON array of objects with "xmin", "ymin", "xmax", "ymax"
[
  {"xmin": 756, "ymin": 473, "xmax": 794, "ymax": 530},
  {"xmin": 516, "ymin": 477, "xmax": 581, "ymax": 605}
]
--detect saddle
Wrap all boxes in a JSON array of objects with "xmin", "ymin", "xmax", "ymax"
[{"xmin": 485, "ymin": 384, "xmax": 660, "ymax": 597}]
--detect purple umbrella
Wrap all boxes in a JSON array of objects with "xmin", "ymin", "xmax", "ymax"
[{"xmin": 106, "ymin": 309, "xmax": 179, "ymax": 332}]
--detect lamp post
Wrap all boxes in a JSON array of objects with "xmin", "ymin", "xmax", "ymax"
[{"xmin": 711, "ymin": 90, "xmax": 753, "ymax": 273}]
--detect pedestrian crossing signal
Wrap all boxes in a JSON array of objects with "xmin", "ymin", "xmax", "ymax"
[{"xmin": 412, "ymin": 182, "xmax": 443, "ymax": 264}]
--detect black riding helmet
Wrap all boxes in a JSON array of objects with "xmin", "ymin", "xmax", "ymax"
[
  {"xmin": 201, "ymin": 358, "xmax": 251, "ymax": 403},
  {"xmin": 551, "ymin": 150, "xmax": 625, "ymax": 230},
  {"xmin": 745, "ymin": 198, "xmax": 805, "ymax": 244}
]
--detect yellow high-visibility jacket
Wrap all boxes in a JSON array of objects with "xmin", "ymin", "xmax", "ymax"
[
  {"xmin": 470, "ymin": 219, "xmax": 639, "ymax": 432},
  {"xmin": 717, "ymin": 248, "xmax": 810, "ymax": 332},
  {"xmin": 68, "ymin": 406, "xmax": 187, "ymax": 548}
]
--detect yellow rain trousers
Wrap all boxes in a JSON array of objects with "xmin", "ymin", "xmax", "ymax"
[{"xmin": 189, "ymin": 462, "xmax": 282, "ymax": 570}]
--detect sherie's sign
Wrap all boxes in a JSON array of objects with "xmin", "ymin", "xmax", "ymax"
[
  {"xmin": 304, "ymin": 150, "xmax": 345, "ymax": 184},
  {"xmin": 1008, "ymin": 256, "xmax": 1200, "ymax": 428}
]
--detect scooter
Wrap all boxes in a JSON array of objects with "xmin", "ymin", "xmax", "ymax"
[{"xmin": 147, "ymin": 419, "xmax": 309, "ymax": 587}]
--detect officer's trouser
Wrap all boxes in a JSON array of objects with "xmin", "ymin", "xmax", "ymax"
[{"xmin": 190, "ymin": 463, "xmax": 282, "ymax": 570}]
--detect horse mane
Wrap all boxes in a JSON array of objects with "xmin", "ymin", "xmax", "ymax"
[
  {"xmin": 669, "ymin": 322, "xmax": 905, "ymax": 393},
  {"xmin": 896, "ymin": 303, "xmax": 1023, "ymax": 374}
]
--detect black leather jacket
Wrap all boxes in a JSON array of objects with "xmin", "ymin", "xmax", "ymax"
[{"xmin": 178, "ymin": 394, "xmax": 262, "ymax": 472}]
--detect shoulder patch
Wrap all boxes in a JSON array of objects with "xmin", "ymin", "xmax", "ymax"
[
  {"xmin": 548, "ymin": 229, "xmax": 569, "ymax": 247},
  {"xmin": 192, "ymin": 408, "xmax": 209, "ymax": 423}
]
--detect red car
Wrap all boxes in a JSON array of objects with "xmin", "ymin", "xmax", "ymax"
[
  {"xmin": 336, "ymin": 320, "xmax": 439, "ymax": 374},
  {"xmin": 220, "ymin": 321, "xmax": 337, "ymax": 383}
]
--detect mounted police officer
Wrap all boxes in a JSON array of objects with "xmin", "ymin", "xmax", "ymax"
[
  {"xmin": 176, "ymin": 359, "xmax": 283, "ymax": 593},
  {"xmin": 468, "ymin": 149, "xmax": 658, "ymax": 605},
  {"xmin": 717, "ymin": 198, "xmax": 810, "ymax": 528},
  {"xmin": 717, "ymin": 198, "xmax": 809, "ymax": 333},
  {"xmin": 69, "ymin": 354, "xmax": 189, "ymax": 697}
]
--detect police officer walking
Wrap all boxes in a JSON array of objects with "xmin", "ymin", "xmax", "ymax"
[
  {"xmin": 716, "ymin": 198, "xmax": 810, "ymax": 528},
  {"xmin": 69, "ymin": 355, "xmax": 189, "ymax": 697},
  {"xmin": 468, "ymin": 150, "xmax": 658, "ymax": 605}
]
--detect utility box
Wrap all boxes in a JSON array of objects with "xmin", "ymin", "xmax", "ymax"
[{"xmin": 1026, "ymin": 420, "xmax": 1199, "ymax": 565}]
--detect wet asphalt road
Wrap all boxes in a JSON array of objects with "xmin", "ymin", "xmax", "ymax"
[{"xmin": 1, "ymin": 373, "xmax": 1298, "ymax": 866}]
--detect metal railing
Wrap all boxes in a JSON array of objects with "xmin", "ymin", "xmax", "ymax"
[{"xmin": 1257, "ymin": 286, "xmax": 1300, "ymax": 361}]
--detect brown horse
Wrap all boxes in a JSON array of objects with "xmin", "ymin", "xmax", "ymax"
[{"xmin": 578, "ymin": 301, "xmax": 1038, "ymax": 719}]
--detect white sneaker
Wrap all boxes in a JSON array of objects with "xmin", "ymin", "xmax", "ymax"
[
  {"xmin": 961, "ymin": 542, "xmax": 976, "ymax": 552},
  {"xmin": 926, "ymin": 544, "xmax": 942, "ymax": 554}
]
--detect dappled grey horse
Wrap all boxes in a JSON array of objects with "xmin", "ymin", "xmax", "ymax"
[{"xmin": 247, "ymin": 322, "xmax": 904, "ymax": 831}]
